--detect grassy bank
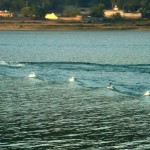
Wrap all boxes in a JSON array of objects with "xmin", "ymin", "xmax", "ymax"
[{"xmin": 0, "ymin": 19, "xmax": 150, "ymax": 30}]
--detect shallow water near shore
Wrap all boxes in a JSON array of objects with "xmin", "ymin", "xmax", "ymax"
[{"xmin": 0, "ymin": 31, "xmax": 150, "ymax": 149}]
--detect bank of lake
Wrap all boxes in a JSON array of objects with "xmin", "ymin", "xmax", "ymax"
[{"xmin": 0, "ymin": 19, "xmax": 150, "ymax": 30}]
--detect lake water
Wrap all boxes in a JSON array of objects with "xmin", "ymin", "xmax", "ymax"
[{"xmin": 0, "ymin": 30, "xmax": 150, "ymax": 149}]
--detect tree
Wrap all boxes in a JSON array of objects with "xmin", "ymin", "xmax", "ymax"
[
  {"xmin": 11, "ymin": 0, "xmax": 24, "ymax": 11},
  {"xmin": 76, "ymin": 0, "xmax": 91, "ymax": 7},
  {"xmin": 111, "ymin": 13, "xmax": 123, "ymax": 21},
  {"xmin": 140, "ymin": 0, "xmax": 150, "ymax": 18},
  {"xmin": 90, "ymin": 3, "xmax": 105, "ymax": 17},
  {"xmin": 124, "ymin": 0, "xmax": 141, "ymax": 12},
  {"xmin": 117, "ymin": 0, "xmax": 124, "ymax": 9},
  {"xmin": 21, "ymin": 6, "xmax": 32, "ymax": 17},
  {"xmin": 89, "ymin": 0, "xmax": 111, "ymax": 9},
  {"xmin": 2, "ymin": 0, "xmax": 12, "ymax": 10},
  {"xmin": 140, "ymin": 0, "xmax": 149, "ymax": 7},
  {"xmin": 62, "ymin": 7, "xmax": 79, "ymax": 17}
]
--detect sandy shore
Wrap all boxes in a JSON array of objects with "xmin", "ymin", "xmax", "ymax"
[{"xmin": 0, "ymin": 19, "xmax": 150, "ymax": 30}]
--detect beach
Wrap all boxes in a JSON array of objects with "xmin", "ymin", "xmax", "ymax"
[{"xmin": 0, "ymin": 19, "xmax": 150, "ymax": 30}]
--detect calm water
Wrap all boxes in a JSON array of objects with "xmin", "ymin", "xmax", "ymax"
[{"xmin": 0, "ymin": 31, "xmax": 150, "ymax": 149}]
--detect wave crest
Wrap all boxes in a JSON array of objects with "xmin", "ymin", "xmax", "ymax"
[{"xmin": 0, "ymin": 60, "xmax": 24, "ymax": 67}]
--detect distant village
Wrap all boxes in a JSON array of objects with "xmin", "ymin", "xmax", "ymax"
[
  {"xmin": 0, "ymin": 6, "xmax": 142, "ymax": 21},
  {"xmin": 0, "ymin": 0, "xmax": 149, "ymax": 23},
  {"xmin": 45, "ymin": 5, "xmax": 141, "ymax": 21}
]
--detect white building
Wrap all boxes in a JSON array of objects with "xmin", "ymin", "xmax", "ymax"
[
  {"xmin": 45, "ymin": 13, "xmax": 58, "ymax": 20},
  {"xmin": 104, "ymin": 5, "xmax": 141, "ymax": 19}
]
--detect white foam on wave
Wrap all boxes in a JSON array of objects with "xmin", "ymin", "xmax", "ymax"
[
  {"xmin": 0, "ymin": 60, "xmax": 7, "ymax": 65},
  {"xmin": 0, "ymin": 60, "xmax": 25, "ymax": 67},
  {"xmin": 28, "ymin": 72, "xmax": 36, "ymax": 78},
  {"xmin": 144, "ymin": 90, "xmax": 150, "ymax": 96},
  {"xmin": 10, "ymin": 63, "xmax": 25, "ymax": 67},
  {"xmin": 107, "ymin": 85, "xmax": 114, "ymax": 90},
  {"xmin": 68, "ymin": 76, "xmax": 75, "ymax": 82}
]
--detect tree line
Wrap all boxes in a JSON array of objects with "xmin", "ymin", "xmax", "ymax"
[{"xmin": 0, "ymin": 0, "xmax": 149, "ymax": 18}]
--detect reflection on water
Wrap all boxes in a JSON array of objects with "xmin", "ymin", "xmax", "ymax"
[{"xmin": 0, "ymin": 31, "xmax": 150, "ymax": 64}]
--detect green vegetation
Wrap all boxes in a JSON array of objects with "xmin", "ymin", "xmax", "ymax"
[
  {"xmin": 90, "ymin": 3, "xmax": 105, "ymax": 17},
  {"xmin": 62, "ymin": 7, "xmax": 80, "ymax": 17},
  {"xmin": 21, "ymin": 7, "xmax": 32, "ymax": 17},
  {"xmin": 0, "ymin": 0, "xmax": 149, "ymax": 18},
  {"xmin": 111, "ymin": 13, "xmax": 123, "ymax": 21}
]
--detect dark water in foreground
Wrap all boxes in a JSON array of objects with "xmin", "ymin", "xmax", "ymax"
[{"xmin": 0, "ymin": 31, "xmax": 150, "ymax": 149}]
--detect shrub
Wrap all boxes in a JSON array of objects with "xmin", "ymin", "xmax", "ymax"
[
  {"xmin": 111, "ymin": 13, "xmax": 123, "ymax": 21},
  {"xmin": 62, "ymin": 7, "xmax": 80, "ymax": 17},
  {"xmin": 90, "ymin": 3, "xmax": 105, "ymax": 17}
]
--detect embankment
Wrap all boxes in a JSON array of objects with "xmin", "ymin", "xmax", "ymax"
[{"xmin": 0, "ymin": 19, "xmax": 150, "ymax": 30}]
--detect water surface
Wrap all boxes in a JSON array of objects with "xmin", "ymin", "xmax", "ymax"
[{"xmin": 0, "ymin": 31, "xmax": 150, "ymax": 149}]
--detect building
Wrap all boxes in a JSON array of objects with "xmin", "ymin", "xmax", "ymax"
[
  {"xmin": 45, "ymin": 12, "xmax": 82, "ymax": 22},
  {"xmin": 45, "ymin": 13, "xmax": 58, "ymax": 20},
  {"xmin": 59, "ymin": 15, "xmax": 82, "ymax": 21},
  {"xmin": 104, "ymin": 5, "xmax": 141, "ymax": 19},
  {"xmin": 0, "ymin": 10, "xmax": 13, "ymax": 17}
]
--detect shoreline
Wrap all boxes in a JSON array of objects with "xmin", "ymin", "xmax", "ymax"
[{"xmin": 0, "ymin": 19, "xmax": 150, "ymax": 31}]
